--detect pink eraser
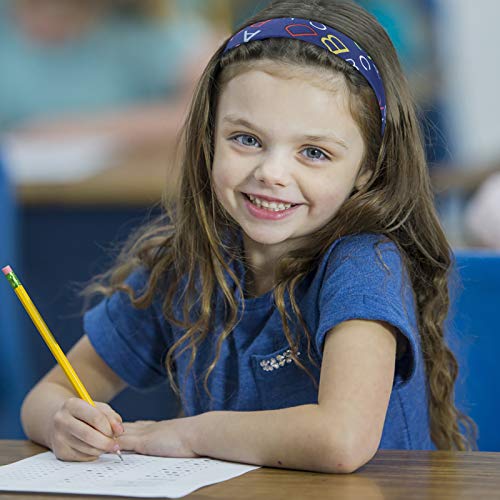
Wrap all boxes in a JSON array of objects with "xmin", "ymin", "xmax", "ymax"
[{"xmin": 2, "ymin": 265, "xmax": 13, "ymax": 275}]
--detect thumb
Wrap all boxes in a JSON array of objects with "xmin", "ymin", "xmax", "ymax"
[{"xmin": 95, "ymin": 402, "xmax": 124, "ymax": 436}]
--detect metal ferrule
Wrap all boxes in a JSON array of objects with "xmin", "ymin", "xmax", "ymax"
[{"xmin": 5, "ymin": 272, "xmax": 21, "ymax": 289}]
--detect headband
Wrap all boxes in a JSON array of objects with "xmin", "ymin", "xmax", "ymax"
[{"xmin": 223, "ymin": 17, "xmax": 387, "ymax": 135}]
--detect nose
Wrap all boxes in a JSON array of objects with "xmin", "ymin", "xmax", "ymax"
[{"xmin": 253, "ymin": 151, "xmax": 292, "ymax": 187}]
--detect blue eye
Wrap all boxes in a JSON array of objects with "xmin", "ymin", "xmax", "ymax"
[
  {"xmin": 232, "ymin": 134, "xmax": 261, "ymax": 148},
  {"xmin": 231, "ymin": 135, "xmax": 330, "ymax": 162},
  {"xmin": 302, "ymin": 147, "xmax": 329, "ymax": 162}
]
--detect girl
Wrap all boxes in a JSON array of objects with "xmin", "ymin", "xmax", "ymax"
[{"xmin": 21, "ymin": 0, "xmax": 476, "ymax": 473}]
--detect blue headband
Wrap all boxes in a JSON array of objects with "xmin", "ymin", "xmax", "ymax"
[{"xmin": 223, "ymin": 17, "xmax": 387, "ymax": 135}]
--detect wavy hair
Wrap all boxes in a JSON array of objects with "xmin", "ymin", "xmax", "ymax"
[{"xmin": 84, "ymin": 0, "xmax": 476, "ymax": 450}]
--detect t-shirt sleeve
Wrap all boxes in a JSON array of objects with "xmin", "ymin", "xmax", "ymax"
[
  {"xmin": 316, "ymin": 235, "xmax": 420, "ymax": 388},
  {"xmin": 84, "ymin": 268, "xmax": 170, "ymax": 391}
]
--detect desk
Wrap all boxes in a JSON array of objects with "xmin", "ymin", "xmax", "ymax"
[{"xmin": 1, "ymin": 441, "xmax": 500, "ymax": 499}]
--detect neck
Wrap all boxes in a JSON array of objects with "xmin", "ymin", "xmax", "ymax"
[
  {"xmin": 241, "ymin": 235, "xmax": 287, "ymax": 298},
  {"xmin": 244, "ymin": 267, "xmax": 274, "ymax": 298}
]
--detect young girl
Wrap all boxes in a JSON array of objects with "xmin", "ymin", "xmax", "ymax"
[{"xmin": 21, "ymin": 0, "xmax": 476, "ymax": 473}]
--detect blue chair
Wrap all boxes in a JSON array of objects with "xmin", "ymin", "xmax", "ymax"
[
  {"xmin": 0, "ymin": 155, "xmax": 28, "ymax": 438},
  {"xmin": 450, "ymin": 250, "xmax": 500, "ymax": 451}
]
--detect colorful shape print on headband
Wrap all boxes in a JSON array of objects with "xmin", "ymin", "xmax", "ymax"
[{"xmin": 224, "ymin": 17, "xmax": 387, "ymax": 135}]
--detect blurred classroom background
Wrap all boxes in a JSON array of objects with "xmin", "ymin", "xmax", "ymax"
[{"xmin": 1, "ymin": 0, "xmax": 499, "ymax": 450}]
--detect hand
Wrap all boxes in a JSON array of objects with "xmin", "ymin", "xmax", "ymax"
[
  {"xmin": 118, "ymin": 418, "xmax": 199, "ymax": 458},
  {"xmin": 49, "ymin": 398, "xmax": 124, "ymax": 462}
]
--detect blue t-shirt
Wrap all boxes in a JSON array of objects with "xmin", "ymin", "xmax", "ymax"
[{"xmin": 85, "ymin": 233, "xmax": 433, "ymax": 450}]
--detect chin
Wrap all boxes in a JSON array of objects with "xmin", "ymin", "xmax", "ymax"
[{"xmin": 243, "ymin": 229, "xmax": 292, "ymax": 247}]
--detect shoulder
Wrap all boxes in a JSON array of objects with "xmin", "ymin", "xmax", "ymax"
[
  {"xmin": 330, "ymin": 232, "xmax": 400, "ymax": 259},
  {"xmin": 322, "ymin": 233, "xmax": 406, "ymax": 282},
  {"xmin": 108, "ymin": 266, "xmax": 152, "ymax": 302},
  {"xmin": 85, "ymin": 265, "xmax": 165, "ymax": 325},
  {"xmin": 314, "ymin": 234, "xmax": 420, "ymax": 387},
  {"xmin": 316, "ymin": 232, "xmax": 416, "ymax": 333}
]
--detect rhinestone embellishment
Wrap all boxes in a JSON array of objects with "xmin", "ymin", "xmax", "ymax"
[{"xmin": 259, "ymin": 349, "xmax": 301, "ymax": 372}]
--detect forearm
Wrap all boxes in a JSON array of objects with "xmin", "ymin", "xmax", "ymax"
[
  {"xmin": 21, "ymin": 382, "xmax": 74, "ymax": 448},
  {"xmin": 190, "ymin": 405, "xmax": 359, "ymax": 474}
]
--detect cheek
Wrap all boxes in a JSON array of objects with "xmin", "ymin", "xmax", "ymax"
[
  {"xmin": 212, "ymin": 155, "xmax": 243, "ymax": 207},
  {"xmin": 310, "ymin": 182, "xmax": 351, "ymax": 218},
  {"xmin": 212, "ymin": 161, "xmax": 231, "ymax": 195},
  {"xmin": 212, "ymin": 147, "xmax": 248, "ymax": 191}
]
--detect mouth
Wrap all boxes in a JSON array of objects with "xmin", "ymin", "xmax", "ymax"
[{"xmin": 243, "ymin": 193, "xmax": 300, "ymax": 212}]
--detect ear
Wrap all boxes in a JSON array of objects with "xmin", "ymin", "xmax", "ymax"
[{"xmin": 354, "ymin": 167, "xmax": 373, "ymax": 191}]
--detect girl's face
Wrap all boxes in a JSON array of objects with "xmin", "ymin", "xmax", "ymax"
[{"xmin": 212, "ymin": 63, "xmax": 367, "ymax": 258}]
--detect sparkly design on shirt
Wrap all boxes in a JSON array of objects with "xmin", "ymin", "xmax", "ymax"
[{"xmin": 259, "ymin": 348, "xmax": 301, "ymax": 372}]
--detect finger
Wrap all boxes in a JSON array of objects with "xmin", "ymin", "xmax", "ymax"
[
  {"xmin": 58, "ymin": 450, "xmax": 99, "ymax": 463},
  {"xmin": 68, "ymin": 453, "xmax": 98, "ymax": 462},
  {"xmin": 95, "ymin": 403, "xmax": 124, "ymax": 435},
  {"xmin": 67, "ymin": 399, "xmax": 114, "ymax": 437},
  {"xmin": 53, "ymin": 438, "xmax": 100, "ymax": 463},
  {"xmin": 68, "ymin": 417, "xmax": 116, "ymax": 453},
  {"xmin": 95, "ymin": 402, "xmax": 123, "ymax": 423},
  {"xmin": 111, "ymin": 420, "xmax": 125, "ymax": 436},
  {"xmin": 66, "ymin": 434, "xmax": 105, "ymax": 458}
]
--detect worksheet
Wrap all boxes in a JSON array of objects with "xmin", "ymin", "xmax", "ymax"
[{"xmin": 0, "ymin": 452, "xmax": 259, "ymax": 498}]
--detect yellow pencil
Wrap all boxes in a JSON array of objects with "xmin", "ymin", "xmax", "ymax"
[{"xmin": 2, "ymin": 265, "xmax": 123, "ymax": 461}]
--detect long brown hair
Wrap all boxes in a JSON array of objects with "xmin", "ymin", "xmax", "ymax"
[{"xmin": 84, "ymin": 0, "xmax": 476, "ymax": 450}]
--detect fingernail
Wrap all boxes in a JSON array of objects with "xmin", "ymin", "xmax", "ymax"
[{"xmin": 113, "ymin": 444, "xmax": 120, "ymax": 452}]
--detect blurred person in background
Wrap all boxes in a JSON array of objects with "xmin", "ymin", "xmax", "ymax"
[
  {"xmin": 463, "ymin": 168, "xmax": 500, "ymax": 250},
  {"xmin": 0, "ymin": 0, "xmax": 224, "ymax": 153},
  {"xmin": 427, "ymin": 0, "xmax": 500, "ymax": 248}
]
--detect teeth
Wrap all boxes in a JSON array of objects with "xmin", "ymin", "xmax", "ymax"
[{"xmin": 247, "ymin": 194, "xmax": 293, "ymax": 211}]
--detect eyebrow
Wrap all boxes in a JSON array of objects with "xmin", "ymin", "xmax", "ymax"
[{"xmin": 222, "ymin": 115, "xmax": 349, "ymax": 150}]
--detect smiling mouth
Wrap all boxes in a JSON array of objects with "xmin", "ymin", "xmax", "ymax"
[{"xmin": 243, "ymin": 193, "xmax": 299, "ymax": 211}]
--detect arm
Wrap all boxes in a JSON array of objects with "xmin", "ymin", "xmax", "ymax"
[
  {"xmin": 21, "ymin": 335, "xmax": 127, "ymax": 459},
  {"xmin": 119, "ymin": 319, "xmax": 397, "ymax": 473}
]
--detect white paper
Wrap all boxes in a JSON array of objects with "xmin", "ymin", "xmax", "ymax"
[
  {"xmin": 1, "ymin": 133, "xmax": 120, "ymax": 184},
  {"xmin": 0, "ymin": 451, "xmax": 259, "ymax": 498}
]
